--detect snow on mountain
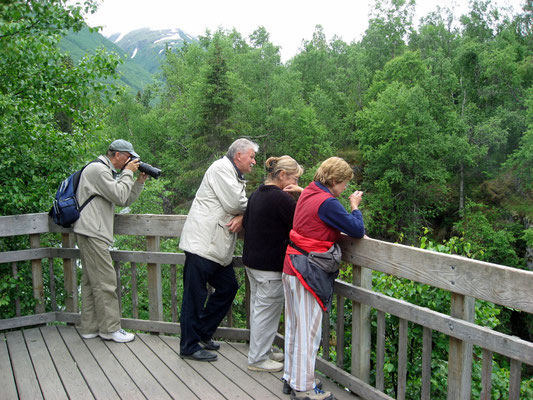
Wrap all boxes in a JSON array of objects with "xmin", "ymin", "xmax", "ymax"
[{"xmin": 106, "ymin": 27, "xmax": 197, "ymax": 74}]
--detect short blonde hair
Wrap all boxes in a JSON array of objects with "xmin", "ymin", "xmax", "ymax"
[
  {"xmin": 313, "ymin": 157, "xmax": 353, "ymax": 187},
  {"xmin": 265, "ymin": 155, "xmax": 303, "ymax": 183}
]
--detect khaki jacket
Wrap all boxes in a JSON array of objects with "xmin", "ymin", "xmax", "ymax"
[
  {"xmin": 73, "ymin": 155, "xmax": 144, "ymax": 245},
  {"xmin": 179, "ymin": 156, "xmax": 248, "ymax": 266}
]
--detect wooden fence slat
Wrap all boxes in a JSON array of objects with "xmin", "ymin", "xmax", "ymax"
[
  {"xmin": 322, "ymin": 309, "xmax": 330, "ymax": 361},
  {"xmin": 397, "ymin": 318, "xmax": 408, "ymax": 400},
  {"xmin": 509, "ymin": 358, "xmax": 521, "ymax": 400},
  {"xmin": 351, "ymin": 265, "xmax": 372, "ymax": 382},
  {"xmin": 115, "ymin": 261, "xmax": 122, "ymax": 314},
  {"xmin": 421, "ymin": 326, "xmax": 432, "ymax": 400},
  {"xmin": 61, "ymin": 233, "xmax": 78, "ymax": 313},
  {"xmin": 147, "ymin": 236, "xmax": 162, "ymax": 322},
  {"xmin": 447, "ymin": 293, "xmax": 474, "ymax": 400},
  {"xmin": 480, "ymin": 349, "xmax": 493, "ymax": 400},
  {"xmin": 12, "ymin": 262, "xmax": 21, "ymax": 317},
  {"xmin": 48, "ymin": 259, "xmax": 57, "ymax": 312},
  {"xmin": 376, "ymin": 310, "xmax": 385, "ymax": 392},
  {"xmin": 30, "ymin": 234, "xmax": 45, "ymax": 314},
  {"xmin": 131, "ymin": 262, "xmax": 139, "ymax": 319},
  {"xmin": 170, "ymin": 264, "xmax": 177, "ymax": 323},
  {"xmin": 336, "ymin": 294, "xmax": 344, "ymax": 368}
]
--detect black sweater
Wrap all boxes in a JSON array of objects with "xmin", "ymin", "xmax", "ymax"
[{"xmin": 242, "ymin": 184, "xmax": 297, "ymax": 271}]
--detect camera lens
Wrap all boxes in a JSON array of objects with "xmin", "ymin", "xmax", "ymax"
[{"xmin": 138, "ymin": 161, "xmax": 162, "ymax": 179}]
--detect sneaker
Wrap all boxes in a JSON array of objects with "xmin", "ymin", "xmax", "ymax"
[
  {"xmin": 81, "ymin": 332, "xmax": 99, "ymax": 339},
  {"xmin": 290, "ymin": 386, "xmax": 333, "ymax": 400},
  {"xmin": 282, "ymin": 378, "xmax": 322, "ymax": 395},
  {"xmin": 248, "ymin": 358, "xmax": 283, "ymax": 372},
  {"xmin": 99, "ymin": 329, "xmax": 135, "ymax": 343},
  {"xmin": 270, "ymin": 351, "xmax": 284, "ymax": 362}
]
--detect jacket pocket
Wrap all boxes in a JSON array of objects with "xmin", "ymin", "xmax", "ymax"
[{"xmin": 206, "ymin": 220, "xmax": 235, "ymax": 265}]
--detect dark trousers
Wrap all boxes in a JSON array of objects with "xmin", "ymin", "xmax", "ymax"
[{"xmin": 179, "ymin": 251, "xmax": 239, "ymax": 355}]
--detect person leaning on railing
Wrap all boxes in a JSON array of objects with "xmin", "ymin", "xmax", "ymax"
[
  {"xmin": 283, "ymin": 157, "xmax": 366, "ymax": 400},
  {"xmin": 242, "ymin": 155, "xmax": 304, "ymax": 373},
  {"xmin": 74, "ymin": 139, "xmax": 148, "ymax": 343},
  {"xmin": 178, "ymin": 138, "xmax": 259, "ymax": 362}
]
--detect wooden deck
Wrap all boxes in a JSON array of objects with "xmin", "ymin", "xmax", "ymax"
[{"xmin": 1, "ymin": 325, "xmax": 359, "ymax": 400}]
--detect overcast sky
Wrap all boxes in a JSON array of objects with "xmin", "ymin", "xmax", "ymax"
[{"xmin": 82, "ymin": 0, "xmax": 524, "ymax": 62}]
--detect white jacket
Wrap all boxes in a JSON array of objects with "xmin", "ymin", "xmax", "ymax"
[{"xmin": 179, "ymin": 156, "xmax": 248, "ymax": 266}]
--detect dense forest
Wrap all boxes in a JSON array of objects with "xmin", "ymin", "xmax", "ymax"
[{"xmin": 1, "ymin": 0, "xmax": 532, "ymax": 397}]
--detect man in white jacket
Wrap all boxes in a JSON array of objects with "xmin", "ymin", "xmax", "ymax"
[{"xmin": 179, "ymin": 138, "xmax": 258, "ymax": 361}]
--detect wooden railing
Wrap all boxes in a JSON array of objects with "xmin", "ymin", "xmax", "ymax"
[{"xmin": 1, "ymin": 213, "xmax": 532, "ymax": 399}]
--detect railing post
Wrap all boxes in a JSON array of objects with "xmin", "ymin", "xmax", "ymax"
[
  {"xmin": 351, "ymin": 264, "xmax": 372, "ymax": 383},
  {"xmin": 147, "ymin": 235, "xmax": 163, "ymax": 321},
  {"xmin": 447, "ymin": 293, "xmax": 474, "ymax": 400},
  {"xmin": 30, "ymin": 234, "xmax": 45, "ymax": 314},
  {"xmin": 61, "ymin": 233, "xmax": 78, "ymax": 313}
]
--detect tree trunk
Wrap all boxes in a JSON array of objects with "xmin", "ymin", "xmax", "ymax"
[{"xmin": 459, "ymin": 162, "xmax": 464, "ymax": 212}]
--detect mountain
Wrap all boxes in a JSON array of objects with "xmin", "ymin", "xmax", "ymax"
[
  {"xmin": 109, "ymin": 28, "xmax": 195, "ymax": 75},
  {"xmin": 60, "ymin": 27, "xmax": 197, "ymax": 93}
]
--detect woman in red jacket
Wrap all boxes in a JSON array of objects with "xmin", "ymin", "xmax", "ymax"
[{"xmin": 283, "ymin": 157, "xmax": 365, "ymax": 400}]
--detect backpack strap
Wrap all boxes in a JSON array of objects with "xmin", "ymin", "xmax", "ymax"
[{"xmin": 78, "ymin": 159, "xmax": 106, "ymax": 211}]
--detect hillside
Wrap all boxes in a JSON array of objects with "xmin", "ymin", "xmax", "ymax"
[
  {"xmin": 109, "ymin": 27, "xmax": 195, "ymax": 74},
  {"xmin": 60, "ymin": 26, "xmax": 154, "ymax": 93}
]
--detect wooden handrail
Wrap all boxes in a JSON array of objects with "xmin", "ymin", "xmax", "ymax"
[{"xmin": 0, "ymin": 212, "xmax": 531, "ymax": 400}]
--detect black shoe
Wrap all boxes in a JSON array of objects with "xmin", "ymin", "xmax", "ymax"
[
  {"xmin": 282, "ymin": 378, "xmax": 322, "ymax": 395},
  {"xmin": 200, "ymin": 339, "xmax": 220, "ymax": 351},
  {"xmin": 180, "ymin": 349, "xmax": 218, "ymax": 362}
]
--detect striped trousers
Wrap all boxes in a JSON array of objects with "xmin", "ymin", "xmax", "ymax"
[{"xmin": 282, "ymin": 273, "xmax": 323, "ymax": 392}]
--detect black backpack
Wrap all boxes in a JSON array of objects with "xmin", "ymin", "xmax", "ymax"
[{"xmin": 49, "ymin": 159, "xmax": 104, "ymax": 228}]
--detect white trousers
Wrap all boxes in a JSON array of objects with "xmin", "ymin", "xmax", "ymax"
[
  {"xmin": 246, "ymin": 267, "xmax": 284, "ymax": 364},
  {"xmin": 282, "ymin": 273, "xmax": 323, "ymax": 391}
]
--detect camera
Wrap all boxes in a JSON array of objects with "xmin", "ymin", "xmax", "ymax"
[{"xmin": 132, "ymin": 157, "xmax": 162, "ymax": 179}]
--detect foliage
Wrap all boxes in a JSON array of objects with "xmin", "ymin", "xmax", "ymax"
[{"xmin": 0, "ymin": 0, "xmax": 121, "ymax": 216}]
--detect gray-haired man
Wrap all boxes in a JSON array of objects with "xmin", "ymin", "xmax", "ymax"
[{"xmin": 179, "ymin": 138, "xmax": 259, "ymax": 361}]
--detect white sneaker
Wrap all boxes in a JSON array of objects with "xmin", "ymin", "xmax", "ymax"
[
  {"xmin": 270, "ymin": 351, "xmax": 284, "ymax": 362},
  {"xmin": 291, "ymin": 386, "xmax": 333, "ymax": 400},
  {"xmin": 248, "ymin": 358, "xmax": 283, "ymax": 372},
  {"xmin": 81, "ymin": 332, "xmax": 99, "ymax": 339},
  {"xmin": 99, "ymin": 329, "xmax": 135, "ymax": 343}
]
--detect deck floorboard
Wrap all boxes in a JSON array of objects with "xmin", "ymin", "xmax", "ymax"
[{"xmin": 2, "ymin": 325, "xmax": 360, "ymax": 399}]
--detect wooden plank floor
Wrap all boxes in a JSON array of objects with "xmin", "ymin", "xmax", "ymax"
[{"xmin": 1, "ymin": 326, "xmax": 360, "ymax": 400}]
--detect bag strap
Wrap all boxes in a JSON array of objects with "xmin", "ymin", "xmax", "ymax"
[
  {"xmin": 78, "ymin": 159, "xmax": 105, "ymax": 211},
  {"xmin": 288, "ymin": 240, "xmax": 309, "ymax": 256}
]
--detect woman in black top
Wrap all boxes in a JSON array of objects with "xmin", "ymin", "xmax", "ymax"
[{"xmin": 243, "ymin": 155, "xmax": 303, "ymax": 372}]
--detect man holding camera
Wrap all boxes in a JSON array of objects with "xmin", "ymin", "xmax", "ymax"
[
  {"xmin": 179, "ymin": 138, "xmax": 258, "ymax": 361},
  {"xmin": 74, "ymin": 139, "xmax": 148, "ymax": 343}
]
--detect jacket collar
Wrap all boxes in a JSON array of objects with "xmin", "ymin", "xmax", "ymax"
[
  {"xmin": 314, "ymin": 181, "xmax": 333, "ymax": 195},
  {"xmin": 101, "ymin": 155, "xmax": 118, "ymax": 178},
  {"xmin": 226, "ymin": 155, "xmax": 245, "ymax": 180}
]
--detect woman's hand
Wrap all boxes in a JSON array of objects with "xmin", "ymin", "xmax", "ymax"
[
  {"xmin": 349, "ymin": 190, "xmax": 363, "ymax": 210},
  {"xmin": 283, "ymin": 184, "xmax": 304, "ymax": 194}
]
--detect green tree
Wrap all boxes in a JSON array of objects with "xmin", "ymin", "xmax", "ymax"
[
  {"xmin": 0, "ymin": 0, "xmax": 121, "ymax": 216},
  {"xmin": 356, "ymin": 79, "xmax": 450, "ymax": 241}
]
